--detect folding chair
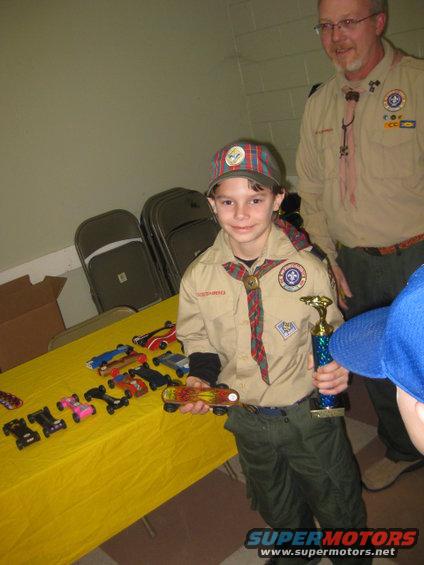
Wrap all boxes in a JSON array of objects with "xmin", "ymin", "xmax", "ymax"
[
  {"xmin": 75, "ymin": 209, "xmax": 171, "ymax": 312},
  {"xmin": 140, "ymin": 188, "xmax": 220, "ymax": 294},
  {"xmin": 48, "ymin": 306, "xmax": 136, "ymax": 350}
]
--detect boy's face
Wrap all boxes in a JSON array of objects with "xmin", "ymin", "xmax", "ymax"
[
  {"xmin": 396, "ymin": 387, "xmax": 424, "ymax": 455},
  {"xmin": 208, "ymin": 177, "xmax": 284, "ymax": 259}
]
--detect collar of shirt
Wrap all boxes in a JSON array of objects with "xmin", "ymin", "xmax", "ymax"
[
  {"xmin": 201, "ymin": 224, "xmax": 299, "ymax": 267},
  {"xmin": 335, "ymin": 38, "xmax": 395, "ymax": 95}
]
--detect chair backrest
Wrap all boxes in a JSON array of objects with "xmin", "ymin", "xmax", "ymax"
[
  {"xmin": 75, "ymin": 209, "xmax": 171, "ymax": 312},
  {"xmin": 140, "ymin": 188, "xmax": 220, "ymax": 293},
  {"xmin": 48, "ymin": 306, "xmax": 136, "ymax": 350}
]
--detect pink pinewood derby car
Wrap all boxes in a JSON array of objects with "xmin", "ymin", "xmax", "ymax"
[{"xmin": 57, "ymin": 394, "xmax": 96, "ymax": 423}]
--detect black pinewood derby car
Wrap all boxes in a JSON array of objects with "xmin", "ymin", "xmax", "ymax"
[
  {"xmin": 28, "ymin": 407, "xmax": 67, "ymax": 438},
  {"xmin": 3, "ymin": 418, "xmax": 41, "ymax": 450},
  {"xmin": 128, "ymin": 363, "xmax": 178, "ymax": 391},
  {"xmin": 84, "ymin": 385, "xmax": 129, "ymax": 415}
]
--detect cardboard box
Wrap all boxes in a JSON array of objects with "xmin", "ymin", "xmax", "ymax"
[{"xmin": 0, "ymin": 275, "xmax": 66, "ymax": 371}]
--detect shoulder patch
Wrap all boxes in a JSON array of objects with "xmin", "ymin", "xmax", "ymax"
[{"xmin": 278, "ymin": 263, "xmax": 307, "ymax": 292}]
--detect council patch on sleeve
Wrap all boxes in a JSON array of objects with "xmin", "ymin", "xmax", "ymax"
[{"xmin": 278, "ymin": 263, "xmax": 307, "ymax": 292}]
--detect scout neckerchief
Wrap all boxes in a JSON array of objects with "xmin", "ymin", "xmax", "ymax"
[
  {"xmin": 339, "ymin": 47, "xmax": 404, "ymax": 208},
  {"xmin": 339, "ymin": 85, "xmax": 365, "ymax": 207},
  {"xmin": 222, "ymin": 220, "xmax": 310, "ymax": 384}
]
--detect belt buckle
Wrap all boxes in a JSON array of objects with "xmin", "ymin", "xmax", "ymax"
[{"xmin": 244, "ymin": 404, "xmax": 259, "ymax": 414}]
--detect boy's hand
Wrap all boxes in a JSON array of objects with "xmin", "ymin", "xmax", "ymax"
[
  {"xmin": 179, "ymin": 376, "xmax": 211, "ymax": 415},
  {"xmin": 308, "ymin": 354, "xmax": 349, "ymax": 394}
]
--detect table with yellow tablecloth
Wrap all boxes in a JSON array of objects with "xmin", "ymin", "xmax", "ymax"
[{"xmin": 0, "ymin": 296, "xmax": 237, "ymax": 565}]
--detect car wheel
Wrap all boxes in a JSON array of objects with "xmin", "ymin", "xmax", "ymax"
[
  {"xmin": 176, "ymin": 369, "xmax": 183, "ymax": 378},
  {"xmin": 107, "ymin": 405, "xmax": 115, "ymax": 415},
  {"xmin": 213, "ymin": 407, "xmax": 227, "ymax": 416},
  {"xmin": 123, "ymin": 397, "xmax": 129, "ymax": 406},
  {"xmin": 164, "ymin": 403, "xmax": 178, "ymax": 413},
  {"xmin": 152, "ymin": 357, "xmax": 160, "ymax": 366},
  {"xmin": 61, "ymin": 419, "xmax": 67, "ymax": 429},
  {"xmin": 43, "ymin": 428, "xmax": 50, "ymax": 438},
  {"xmin": 73, "ymin": 393, "xmax": 79, "ymax": 402},
  {"xmin": 73, "ymin": 413, "xmax": 80, "ymax": 423},
  {"xmin": 91, "ymin": 405, "xmax": 96, "ymax": 415},
  {"xmin": 159, "ymin": 341, "xmax": 167, "ymax": 350},
  {"xmin": 164, "ymin": 320, "xmax": 173, "ymax": 328},
  {"xmin": 108, "ymin": 379, "xmax": 115, "ymax": 389},
  {"xmin": 28, "ymin": 414, "xmax": 35, "ymax": 424},
  {"xmin": 57, "ymin": 401, "xmax": 63, "ymax": 411},
  {"xmin": 216, "ymin": 383, "xmax": 229, "ymax": 390},
  {"xmin": 17, "ymin": 440, "xmax": 24, "ymax": 450},
  {"xmin": 99, "ymin": 385, "xmax": 106, "ymax": 393},
  {"xmin": 143, "ymin": 362, "xmax": 150, "ymax": 369},
  {"xmin": 124, "ymin": 390, "xmax": 132, "ymax": 399},
  {"xmin": 150, "ymin": 383, "xmax": 157, "ymax": 391},
  {"xmin": 84, "ymin": 393, "xmax": 91, "ymax": 402},
  {"xmin": 3, "ymin": 425, "xmax": 10, "ymax": 436}
]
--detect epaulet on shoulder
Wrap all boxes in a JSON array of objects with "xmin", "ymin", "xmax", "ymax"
[
  {"xmin": 307, "ymin": 75, "xmax": 336, "ymax": 99},
  {"xmin": 308, "ymin": 244, "xmax": 327, "ymax": 262},
  {"xmin": 308, "ymin": 83, "xmax": 322, "ymax": 97}
]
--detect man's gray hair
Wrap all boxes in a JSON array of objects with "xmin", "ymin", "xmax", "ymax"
[
  {"xmin": 369, "ymin": 0, "xmax": 388, "ymax": 13},
  {"xmin": 318, "ymin": 0, "xmax": 388, "ymax": 13}
]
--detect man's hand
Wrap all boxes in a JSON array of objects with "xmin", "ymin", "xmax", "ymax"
[
  {"xmin": 308, "ymin": 354, "xmax": 349, "ymax": 394},
  {"xmin": 331, "ymin": 263, "xmax": 352, "ymax": 311},
  {"xmin": 179, "ymin": 375, "xmax": 211, "ymax": 415}
]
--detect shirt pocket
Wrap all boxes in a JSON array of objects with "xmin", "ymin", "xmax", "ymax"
[
  {"xmin": 367, "ymin": 128, "xmax": 418, "ymax": 179},
  {"xmin": 263, "ymin": 304, "xmax": 310, "ymax": 367},
  {"xmin": 198, "ymin": 297, "xmax": 236, "ymax": 354},
  {"xmin": 318, "ymin": 131, "xmax": 339, "ymax": 180}
]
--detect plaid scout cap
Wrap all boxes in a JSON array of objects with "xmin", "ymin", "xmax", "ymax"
[
  {"xmin": 207, "ymin": 141, "xmax": 281, "ymax": 194},
  {"xmin": 329, "ymin": 265, "xmax": 424, "ymax": 403}
]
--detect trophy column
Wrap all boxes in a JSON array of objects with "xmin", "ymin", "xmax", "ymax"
[{"xmin": 300, "ymin": 295, "xmax": 345, "ymax": 418}]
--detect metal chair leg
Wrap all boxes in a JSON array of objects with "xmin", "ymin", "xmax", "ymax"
[
  {"xmin": 142, "ymin": 515, "xmax": 156, "ymax": 538},
  {"xmin": 224, "ymin": 460, "xmax": 238, "ymax": 481}
]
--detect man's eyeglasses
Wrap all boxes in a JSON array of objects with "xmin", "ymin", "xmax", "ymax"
[{"xmin": 314, "ymin": 13, "xmax": 379, "ymax": 35}]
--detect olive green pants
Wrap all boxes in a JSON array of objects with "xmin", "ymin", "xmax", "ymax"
[
  {"xmin": 225, "ymin": 402, "xmax": 369, "ymax": 564},
  {"xmin": 337, "ymin": 242, "xmax": 424, "ymax": 461}
]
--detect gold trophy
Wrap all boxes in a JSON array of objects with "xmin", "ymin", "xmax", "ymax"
[{"xmin": 300, "ymin": 296, "xmax": 345, "ymax": 418}]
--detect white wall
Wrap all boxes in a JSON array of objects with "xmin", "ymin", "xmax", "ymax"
[{"xmin": 0, "ymin": 0, "xmax": 252, "ymax": 326}]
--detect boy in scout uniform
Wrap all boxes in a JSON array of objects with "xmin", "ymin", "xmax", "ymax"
[
  {"xmin": 297, "ymin": 0, "xmax": 424, "ymax": 490},
  {"xmin": 177, "ymin": 141, "xmax": 368, "ymax": 564}
]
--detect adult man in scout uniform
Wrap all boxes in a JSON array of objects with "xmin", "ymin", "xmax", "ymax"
[
  {"xmin": 330, "ymin": 264, "xmax": 424, "ymax": 456},
  {"xmin": 177, "ymin": 141, "xmax": 368, "ymax": 564},
  {"xmin": 296, "ymin": 0, "xmax": 424, "ymax": 490}
]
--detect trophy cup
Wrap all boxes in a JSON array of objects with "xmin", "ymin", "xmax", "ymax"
[{"xmin": 300, "ymin": 295, "xmax": 345, "ymax": 418}]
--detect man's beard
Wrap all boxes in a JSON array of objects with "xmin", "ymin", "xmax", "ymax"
[{"xmin": 333, "ymin": 57, "xmax": 363, "ymax": 73}]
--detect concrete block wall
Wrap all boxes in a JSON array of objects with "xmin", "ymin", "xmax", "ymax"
[{"xmin": 227, "ymin": 0, "xmax": 424, "ymax": 180}]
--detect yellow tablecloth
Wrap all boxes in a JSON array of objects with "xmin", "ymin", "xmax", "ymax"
[{"xmin": 0, "ymin": 296, "xmax": 237, "ymax": 565}]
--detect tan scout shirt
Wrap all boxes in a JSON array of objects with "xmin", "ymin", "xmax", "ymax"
[
  {"xmin": 296, "ymin": 40, "xmax": 424, "ymax": 265},
  {"xmin": 177, "ymin": 224, "xmax": 342, "ymax": 406}
]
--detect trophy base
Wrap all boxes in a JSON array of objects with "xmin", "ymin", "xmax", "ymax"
[{"xmin": 309, "ymin": 397, "xmax": 345, "ymax": 418}]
